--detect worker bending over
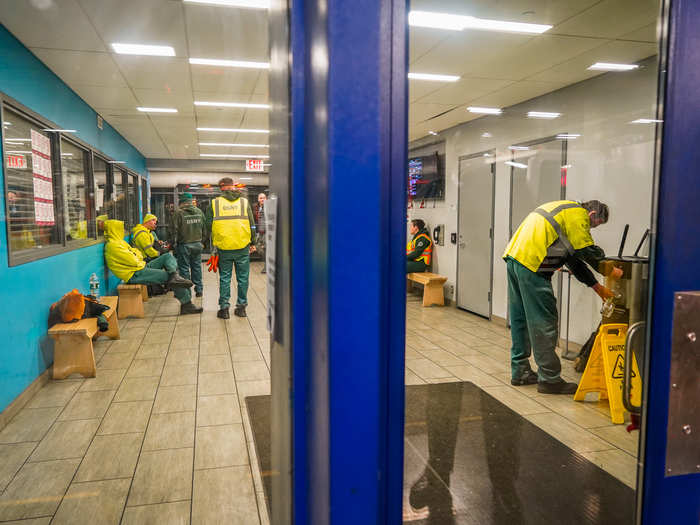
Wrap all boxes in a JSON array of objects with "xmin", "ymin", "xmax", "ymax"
[
  {"xmin": 131, "ymin": 213, "xmax": 162, "ymax": 260},
  {"xmin": 172, "ymin": 193, "xmax": 206, "ymax": 297},
  {"xmin": 503, "ymin": 200, "xmax": 622, "ymax": 394},
  {"xmin": 104, "ymin": 220, "xmax": 202, "ymax": 315},
  {"xmin": 205, "ymin": 178, "xmax": 256, "ymax": 319},
  {"xmin": 406, "ymin": 219, "xmax": 433, "ymax": 273}
]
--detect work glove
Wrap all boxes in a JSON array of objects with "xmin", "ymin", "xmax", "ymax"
[{"xmin": 206, "ymin": 250, "xmax": 219, "ymax": 273}]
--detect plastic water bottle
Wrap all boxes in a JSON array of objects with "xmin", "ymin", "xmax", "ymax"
[{"xmin": 89, "ymin": 273, "xmax": 100, "ymax": 301}]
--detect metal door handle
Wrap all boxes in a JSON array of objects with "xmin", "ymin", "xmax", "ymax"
[{"xmin": 623, "ymin": 321, "xmax": 645, "ymax": 414}]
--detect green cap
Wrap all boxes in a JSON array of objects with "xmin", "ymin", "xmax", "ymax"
[{"xmin": 181, "ymin": 192, "xmax": 193, "ymax": 201}]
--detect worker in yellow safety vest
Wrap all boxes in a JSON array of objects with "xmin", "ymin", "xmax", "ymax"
[
  {"xmin": 503, "ymin": 200, "xmax": 623, "ymax": 394},
  {"xmin": 406, "ymin": 219, "xmax": 433, "ymax": 273},
  {"xmin": 205, "ymin": 177, "xmax": 256, "ymax": 319}
]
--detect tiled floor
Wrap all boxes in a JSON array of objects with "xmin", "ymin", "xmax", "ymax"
[{"xmin": 0, "ymin": 264, "xmax": 640, "ymax": 523}]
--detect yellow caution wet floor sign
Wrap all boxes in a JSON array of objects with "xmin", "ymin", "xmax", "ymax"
[{"xmin": 574, "ymin": 323, "xmax": 642, "ymax": 424}]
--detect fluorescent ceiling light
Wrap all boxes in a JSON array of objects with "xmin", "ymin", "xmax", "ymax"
[
  {"xmin": 137, "ymin": 107, "xmax": 178, "ymax": 113},
  {"xmin": 112, "ymin": 43, "xmax": 175, "ymax": 57},
  {"xmin": 3, "ymin": 121, "xmax": 11, "ymax": 125},
  {"xmin": 588, "ymin": 62, "xmax": 639, "ymax": 71},
  {"xmin": 408, "ymin": 10, "xmax": 552, "ymax": 34},
  {"xmin": 528, "ymin": 111, "xmax": 561, "ymax": 119},
  {"xmin": 408, "ymin": 72, "xmax": 460, "ymax": 82},
  {"xmin": 199, "ymin": 142, "xmax": 269, "ymax": 147},
  {"xmin": 43, "ymin": 128, "xmax": 76, "ymax": 132},
  {"xmin": 5, "ymin": 150, "xmax": 32, "ymax": 154},
  {"xmin": 197, "ymin": 127, "xmax": 269, "ymax": 133},
  {"xmin": 4, "ymin": 138, "xmax": 31, "ymax": 142},
  {"xmin": 108, "ymin": 160, "xmax": 126, "ymax": 164},
  {"xmin": 194, "ymin": 101, "xmax": 270, "ymax": 109},
  {"xmin": 631, "ymin": 118, "xmax": 662, "ymax": 124},
  {"xmin": 483, "ymin": 153, "xmax": 493, "ymax": 157},
  {"xmin": 556, "ymin": 133, "xmax": 580, "ymax": 139},
  {"xmin": 183, "ymin": 0, "xmax": 269, "ymax": 8},
  {"xmin": 505, "ymin": 161, "xmax": 528, "ymax": 169},
  {"xmin": 240, "ymin": 177, "xmax": 253, "ymax": 180},
  {"xmin": 561, "ymin": 164, "xmax": 572, "ymax": 169},
  {"xmin": 200, "ymin": 153, "xmax": 269, "ymax": 158},
  {"xmin": 61, "ymin": 153, "xmax": 73, "ymax": 157},
  {"xmin": 428, "ymin": 131, "xmax": 438, "ymax": 136},
  {"xmin": 481, "ymin": 132, "xmax": 492, "ymax": 138},
  {"xmin": 189, "ymin": 58, "xmax": 269, "ymax": 69},
  {"xmin": 468, "ymin": 106, "xmax": 502, "ymax": 115},
  {"xmin": 508, "ymin": 145, "xmax": 529, "ymax": 151}
]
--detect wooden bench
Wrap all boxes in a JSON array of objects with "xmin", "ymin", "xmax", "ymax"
[
  {"xmin": 118, "ymin": 284, "xmax": 145, "ymax": 319},
  {"xmin": 49, "ymin": 296, "xmax": 119, "ymax": 379},
  {"xmin": 140, "ymin": 284, "xmax": 149, "ymax": 302},
  {"xmin": 407, "ymin": 272, "xmax": 447, "ymax": 307}
]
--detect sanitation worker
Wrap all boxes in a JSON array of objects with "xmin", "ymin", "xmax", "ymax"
[
  {"xmin": 104, "ymin": 219, "xmax": 202, "ymax": 315},
  {"xmin": 131, "ymin": 213, "xmax": 160, "ymax": 260},
  {"xmin": 503, "ymin": 200, "xmax": 622, "ymax": 394},
  {"xmin": 205, "ymin": 178, "xmax": 256, "ymax": 319},
  {"xmin": 406, "ymin": 219, "xmax": 433, "ymax": 273},
  {"xmin": 172, "ymin": 193, "xmax": 206, "ymax": 297}
]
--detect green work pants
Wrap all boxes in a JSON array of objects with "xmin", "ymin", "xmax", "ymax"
[
  {"xmin": 129, "ymin": 253, "xmax": 191, "ymax": 304},
  {"xmin": 176, "ymin": 242, "xmax": 203, "ymax": 294},
  {"xmin": 218, "ymin": 247, "xmax": 250, "ymax": 308},
  {"xmin": 406, "ymin": 260, "xmax": 428, "ymax": 273},
  {"xmin": 506, "ymin": 258, "xmax": 561, "ymax": 383}
]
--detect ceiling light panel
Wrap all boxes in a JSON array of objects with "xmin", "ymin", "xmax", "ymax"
[
  {"xmin": 408, "ymin": 72, "xmax": 460, "ymax": 82},
  {"xmin": 588, "ymin": 62, "xmax": 639, "ymax": 71},
  {"xmin": 112, "ymin": 43, "xmax": 176, "ymax": 56},
  {"xmin": 528, "ymin": 111, "xmax": 561, "ymax": 119},
  {"xmin": 505, "ymin": 161, "xmax": 528, "ymax": 169},
  {"xmin": 200, "ymin": 153, "xmax": 269, "ymax": 158},
  {"xmin": 467, "ymin": 106, "xmax": 502, "ymax": 115},
  {"xmin": 631, "ymin": 118, "xmax": 662, "ymax": 124},
  {"xmin": 556, "ymin": 133, "xmax": 580, "ymax": 139},
  {"xmin": 195, "ymin": 101, "xmax": 270, "ymax": 109},
  {"xmin": 137, "ymin": 107, "xmax": 178, "ymax": 113},
  {"xmin": 183, "ymin": 0, "xmax": 269, "ymax": 8},
  {"xmin": 197, "ymin": 127, "xmax": 270, "ymax": 133},
  {"xmin": 408, "ymin": 10, "xmax": 552, "ymax": 34},
  {"xmin": 198, "ymin": 142, "xmax": 269, "ymax": 147},
  {"xmin": 189, "ymin": 58, "xmax": 270, "ymax": 69}
]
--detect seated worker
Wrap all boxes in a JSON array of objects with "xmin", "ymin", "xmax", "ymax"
[
  {"xmin": 131, "ymin": 213, "xmax": 163, "ymax": 261},
  {"xmin": 104, "ymin": 219, "xmax": 203, "ymax": 315},
  {"xmin": 503, "ymin": 200, "xmax": 623, "ymax": 394},
  {"xmin": 406, "ymin": 219, "xmax": 433, "ymax": 273}
]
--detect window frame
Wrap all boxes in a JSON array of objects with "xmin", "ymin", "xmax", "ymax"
[{"xmin": 0, "ymin": 92, "xmax": 146, "ymax": 267}]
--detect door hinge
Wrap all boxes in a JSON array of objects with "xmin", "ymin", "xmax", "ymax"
[
  {"xmin": 489, "ymin": 227, "xmax": 493, "ymax": 239},
  {"xmin": 488, "ymin": 291, "xmax": 492, "ymax": 302}
]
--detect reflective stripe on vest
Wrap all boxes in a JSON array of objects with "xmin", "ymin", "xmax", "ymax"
[
  {"xmin": 133, "ymin": 229, "xmax": 154, "ymax": 250},
  {"xmin": 212, "ymin": 196, "xmax": 251, "ymax": 250},
  {"xmin": 533, "ymin": 202, "xmax": 579, "ymax": 258},
  {"xmin": 408, "ymin": 233, "xmax": 433, "ymax": 265}
]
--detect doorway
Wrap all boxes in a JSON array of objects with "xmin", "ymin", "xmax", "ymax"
[{"xmin": 457, "ymin": 151, "xmax": 495, "ymax": 318}]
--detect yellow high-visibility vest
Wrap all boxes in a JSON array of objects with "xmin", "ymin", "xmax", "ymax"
[
  {"xmin": 212, "ymin": 196, "xmax": 251, "ymax": 250},
  {"xmin": 406, "ymin": 233, "xmax": 433, "ymax": 265},
  {"xmin": 503, "ymin": 200, "xmax": 595, "ymax": 273}
]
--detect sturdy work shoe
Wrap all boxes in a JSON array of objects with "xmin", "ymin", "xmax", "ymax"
[
  {"xmin": 409, "ymin": 468, "xmax": 448, "ymax": 511},
  {"xmin": 537, "ymin": 380, "xmax": 578, "ymax": 395},
  {"xmin": 217, "ymin": 308, "xmax": 230, "ymax": 319},
  {"xmin": 195, "ymin": 291, "xmax": 203, "ymax": 298},
  {"xmin": 234, "ymin": 305, "xmax": 247, "ymax": 318},
  {"xmin": 167, "ymin": 273, "xmax": 193, "ymax": 289},
  {"xmin": 180, "ymin": 302, "xmax": 203, "ymax": 315},
  {"xmin": 511, "ymin": 370, "xmax": 538, "ymax": 386},
  {"xmin": 261, "ymin": 268, "xmax": 266, "ymax": 274}
]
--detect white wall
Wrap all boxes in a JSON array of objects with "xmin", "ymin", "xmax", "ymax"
[{"xmin": 409, "ymin": 57, "xmax": 658, "ymax": 344}]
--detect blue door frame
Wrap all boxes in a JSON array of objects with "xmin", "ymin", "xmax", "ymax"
[{"xmin": 642, "ymin": 0, "xmax": 700, "ymax": 522}]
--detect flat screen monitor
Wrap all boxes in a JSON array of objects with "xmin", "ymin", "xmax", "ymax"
[{"xmin": 408, "ymin": 152, "xmax": 444, "ymax": 200}]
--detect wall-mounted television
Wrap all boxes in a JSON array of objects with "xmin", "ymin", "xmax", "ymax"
[{"xmin": 408, "ymin": 152, "xmax": 444, "ymax": 200}]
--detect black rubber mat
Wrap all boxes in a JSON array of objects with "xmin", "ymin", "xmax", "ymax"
[{"xmin": 246, "ymin": 382, "xmax": 635, "ymax": 524}]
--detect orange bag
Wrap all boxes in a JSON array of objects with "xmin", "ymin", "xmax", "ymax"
[{"xmin": 48, "ymin": 289, "xmax": 85, "ymax": 327}]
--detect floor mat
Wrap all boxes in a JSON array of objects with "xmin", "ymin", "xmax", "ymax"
[{"xmin": 246, "ymin": 382, "xmax": 635, "ymax": 524}]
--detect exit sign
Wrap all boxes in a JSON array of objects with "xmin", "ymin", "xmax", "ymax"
[
  {"xmin": 6, "ymin": 155, "xmax": 26, "ymax": 169},
  {"xmin": 246, "ymin": 159, "xmax": 264, "ymax": 172}
]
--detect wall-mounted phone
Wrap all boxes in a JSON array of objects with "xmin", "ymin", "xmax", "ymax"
[
  {"xmin": 433, "ymin": 224, "xmax": 445, "ymax": 246},
  {"xmin": 450, "ymin": 232, "xmax": 457, "ymax": 244}
]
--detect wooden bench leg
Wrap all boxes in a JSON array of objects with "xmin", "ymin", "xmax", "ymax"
[
  {"xmin": 51, "ymin": 334, "xmax": 96, "ymax": 379},
  {"xmin": 423, "ymin": 282, "xmax": 445, "ymax": 307},
  {"xmin": 141, "ymin": 284, "xmax": 149, "ymax": 302},
  {"xmin": 103, "ymin": 312, "xmax": 121, "ymax": 340},
  {"xmin": 118, "ymin": 291, "xmax": 145, "ymax": 319}
]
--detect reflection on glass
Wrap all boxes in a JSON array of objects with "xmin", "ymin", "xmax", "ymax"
[
  {"xmin": 60, "ymin": 139, "xmax": 88, "ymax": 240},
  {"xmin": 112, "ymin": 168, "xmax": 126, "ymax": 222},
  {"xmin": 128, "ymin": 174, "xmax": 139, "ymax": 226},
  {"xmin": 94, "ymin": 157, "xmax": 108, "ymax": 232}
]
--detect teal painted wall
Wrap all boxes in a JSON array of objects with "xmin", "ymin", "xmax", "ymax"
[{"xmin": 0, "ymin": 24, "xmax": 147, "ymax": 411}]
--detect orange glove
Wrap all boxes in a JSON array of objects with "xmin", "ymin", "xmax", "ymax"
[
  {"xmin": 211, "ymin": 254, "xmax": 219, "ymax": 273},
  {"xmin": 206, "ymin": 255, "xmax": 215, "ymax": 272}
]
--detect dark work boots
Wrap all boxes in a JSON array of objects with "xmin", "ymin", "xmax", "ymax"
[
  {"xmin": 180, "ymin": 302, "xmax": 203, "ymax": 315},
  {"xmin": 234, "ymin": 305, "xmax": 247, "ymax": 318},
  {"xmin": 511, "ymin": 370, "xmax": 538, "ymax": 386},
  {"xmin": 217, "ymin": 308, "xmax": 230, "ymax": 319},
  {"xmin": 537, "ymin": 379, "xmax": 578, "ymax": 395},
  {"xmin": 167, "ymin": 273, "xmax": 193, "ymax": 289}
]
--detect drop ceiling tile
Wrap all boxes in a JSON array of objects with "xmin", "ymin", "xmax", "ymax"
[
  {"xmin": 165, "ymin": 143, "xmax": 199, "ymax": 158},
  {"xmin": 30, "ymin": 48, "xmax": 126, "ymax": 87},
  {"xmin": 0, "ymin": 0, "xmax": 105, "ymax": 51},
  {"xmin": 195, "ymin": 107, "xmax": 247, "ymax": 127},
  {"xmin": 414, "ymin": 77, "xmax": 513, "ymax": 105},
  {"xmin": 72, "ymin": 85, "xmax": 139, "ymax": 109},
  {"xmin": 409, "ymin": 27, "xmax": 450, "ymax": 65},
  {"xmin": 470, "ymin": 79, "xmax": 567, "ymax": 109},
  {"xmin": 409, "ymin": 103, "xmax": 456, "ymax": 125},
  {"xmin": 184, "ymin": 4, "xmax": 268, "ymax": 59},
  {"xmin": 133, "ymin": 88, "xmax": 194, "ymax": 114},
  {"xmin": 620, "ymin": 22, "xmax": 658, "ymax": 43},
  {"xmin": 78, "ymin": 0, "xmax": 188, "ymax": 56},
  {"xmin": 239, "ymin": 111, "xmax": 269, "ymax": 129},
  {"xmin": 190, "ymin": 67, "xmax": 262, "ymax": 95},
  {"xmin": 253, "ymin": 73, "xmax": 268, "ymax": 97},
  {"xmin": 150, "ymin": 116, "xmax": 198, "ymax": 144},
  {"xmin": 114, "ymin": 56, "xmax": 191, "ymax": 91},
  {"xmin": 551, "ymin": 0, "xmax": 659, "ymax": 39},
  {"xmin": 409, "ymin": 81, "xmax": 445, "ymax": 103}
]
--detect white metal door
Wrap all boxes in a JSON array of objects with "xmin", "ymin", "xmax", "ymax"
[{"xmin": 457, "ymin": 153, "xmax": 495, "ymax": 318}]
